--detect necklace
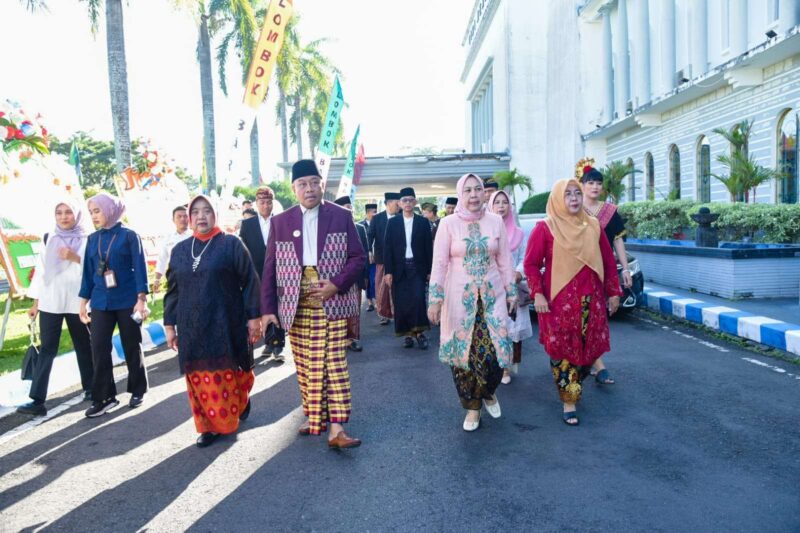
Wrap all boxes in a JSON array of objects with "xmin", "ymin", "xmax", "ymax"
[
  {"xmin": 584, "ymin": 202, "xmax": 602, "ymax": 217},
  {"xmin": 190, "ymin": 237, "xmax": 213, "ymax": 272}
]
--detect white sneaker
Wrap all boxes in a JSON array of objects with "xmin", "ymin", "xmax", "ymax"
[
  {"xmin": 501, "ymin": 372, "xmax": 511, "ymax": 385},
  {"xmin": 483, "ymin": 396, "xmax": 501, "ymax": 418},
  {"xmin": 462, "ymin": 411, "xmax": 481, "ymax": 432}
]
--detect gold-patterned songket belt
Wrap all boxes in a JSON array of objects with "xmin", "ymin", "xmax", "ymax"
[{"xmin": 298, "ymin": 266, "xmax": 324, "ymax": 309}]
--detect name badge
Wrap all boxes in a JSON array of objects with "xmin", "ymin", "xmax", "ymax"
[{"xmin": 104, "ymin": 270, "xmax": 118, "ymax": 289}]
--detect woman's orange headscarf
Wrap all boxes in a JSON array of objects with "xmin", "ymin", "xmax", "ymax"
[{"xmin": 544, "ymin": 178, "xmax": 604, "ymax": 299}]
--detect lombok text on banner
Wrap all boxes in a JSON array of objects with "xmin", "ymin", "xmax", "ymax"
[
  {"xmin": 316, "ymin": 76, "xmax": 344, "ymax": 182},
  {"xmin": 336, "ymin": 125, "xmax": 360, "ymax": 199},
  {"xmin": 223, "ymin": 0, "xmax": 294, "ymax": 186}
]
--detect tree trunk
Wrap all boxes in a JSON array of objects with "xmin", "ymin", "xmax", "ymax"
[
  {"xmin": 296, "ymin": 106, "xmax": 303, "ymax": 160},
  {"xmin": 278, "ymin": 87, "xmax": 290, "ymax": 179},
  {"xmin": 105, "ymin": 0, "xmax": 132, "ymax": 173},
  {"xmin": 197, "ymin": 14, "xmax": 217, "ymax": 192},
  {"xmin": 250, "ymin": 119, "xmax": 260, "ymax": 186}
]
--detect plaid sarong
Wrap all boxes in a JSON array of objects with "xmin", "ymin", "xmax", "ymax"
[
  {"xmin": 375, "ymin": 264, "xmax": 394, "ymax": 319},
  {"xmin": 289, "ymin": 267, "xmax": 352, "ymax": 435}
]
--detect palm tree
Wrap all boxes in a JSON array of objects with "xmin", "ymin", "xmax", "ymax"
[
  {"xmin": 492, "ymin": 168, "xmax": 532, "ymax": 195},
  {"xmin": 26, "ymin": 0, "xmax": 132, "ymax": 172},
  {"xmin": 601, "ymin": 160, "xmax": 641, "ymax": 204},
  {"xmin": 712, "ymin": 119, "xmax": 780, "ymax": 202}
]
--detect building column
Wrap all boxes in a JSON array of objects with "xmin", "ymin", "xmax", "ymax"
[
  {"xmin": 660, "ymin": 0, "xmax": 676, "ymax": 94},
  {"xmin": 602, "ymin": 9, "xmax": 615, "ymax": 123},
  {"xmin": 730, "ymin": 0, "xmax": 749, "ymax": 56},
  {"xmin": 634, "ymin": 0, "xmax": 651, "ymax": 106},
  {"xmin": 614, "ymin": 0, "xmax": 631, "ymax": 116},
  {"xmin": 779, "ymin": 0, "xmax": 799, "ymax": 33},
  {"xmin": 690, "ymin": 0, "xmax": 708, "ymax": 79}
]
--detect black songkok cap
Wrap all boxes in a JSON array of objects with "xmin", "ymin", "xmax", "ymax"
[
  {"xmin": 399, "ymin": 187, "xmax": 416, "ymax": 198},
  {"xmin": 445, "ymin": 197, "xmax": 458, "ymax": 206},
  {"xmin": 384, "ymin": 192, "xmax": 401, "ymax": 201},
  {"xmin": 334, "ymin": 196, "xmax": 351, "ymax": 206},
  {"xmin": 365, "ymin": 203, "xmax": 377, "ymax": 211},
  {"xmin": 483, "ymin": 177, "xmax": 499, "ymax": 190},
  {"xmin": 291, "ymin": 159, "xmax": 320, "ymax": 182}
]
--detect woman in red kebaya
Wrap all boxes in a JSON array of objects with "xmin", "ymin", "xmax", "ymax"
[{"xmin": 523, "ymin": 178, "xmax": 621, "ymax": 426}]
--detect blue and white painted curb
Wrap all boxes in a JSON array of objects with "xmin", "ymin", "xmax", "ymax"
[
  {"xmin": 642, "ymin": 290, "xmax": 800, "ymax": 356},
  {"xmin": 0, "ymin": 320, "xmax": 169, "ymax": 411}
]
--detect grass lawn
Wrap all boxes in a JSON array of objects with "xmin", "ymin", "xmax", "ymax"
[{"xmin": 0, "ymin": 293, "xmax": 165, "ymax": 376}]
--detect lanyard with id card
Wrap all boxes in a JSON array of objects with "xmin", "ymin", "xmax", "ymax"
[{"xmin": 97, "ymin": 232, "xmax": 119, "ymax": 289}]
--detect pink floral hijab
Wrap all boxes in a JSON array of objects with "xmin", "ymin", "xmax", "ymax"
[
  {"xmin": 454, "ymin": 173, "xmax": 486, "ymax": 222},
  {"xmin": 489, "ymin": 190, "xmax": 524, "ymax": 252}
]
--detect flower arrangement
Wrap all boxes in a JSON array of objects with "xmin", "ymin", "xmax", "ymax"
[{"xmin": 0, "ymin": 100, "xmax": 50, "ymax": 163}]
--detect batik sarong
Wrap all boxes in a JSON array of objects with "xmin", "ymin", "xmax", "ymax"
[
  {"xmin": 451, "ymin": 298, "xmax": 503, "ymax": 410},
  {"xmin": 375, "ymin": 264, "xmax": 394, "ymax": 319},
  {"xmin": 550, "ymin": 296, "xmax": 592, "ymax": 403},
  {"xmin": 186, "ymin": 368, "xmax": 255, "ymax": 435}
]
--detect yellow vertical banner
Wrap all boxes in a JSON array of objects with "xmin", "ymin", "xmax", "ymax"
[{"xmin": 243, "ymin": 0, "xmax": 294, "ymax": 109}]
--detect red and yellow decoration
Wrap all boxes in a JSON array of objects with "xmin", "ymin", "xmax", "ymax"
[
  {"xmin": 0, "ymin": 100, "xmax": 49, "ymax": 163},
  {"xmin": 575, "ymin": 156, "xmax": 596, "ymax": 181}
]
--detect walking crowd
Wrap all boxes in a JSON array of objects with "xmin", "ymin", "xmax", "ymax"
[{"xmin": 16, "ymin": 157, "xmax": 631, "ymax": 447}]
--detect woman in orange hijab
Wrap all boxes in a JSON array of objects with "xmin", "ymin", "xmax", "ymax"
[{"xmin": 523, "ymin": 179, "xmax": 621, "ymax": 426}]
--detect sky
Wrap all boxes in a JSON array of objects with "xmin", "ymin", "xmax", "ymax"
[{"xmin": 0, "ymin": 0, "xmax": 470, "ymax": 183}]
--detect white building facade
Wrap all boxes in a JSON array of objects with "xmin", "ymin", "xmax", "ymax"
[{"xmin": 462, "ymin": 0, "xmax": 800, "ymax": 204}]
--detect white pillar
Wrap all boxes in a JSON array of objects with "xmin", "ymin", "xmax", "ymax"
[
  {"xmin": 614, "ymin": 0, "xmax": 631, "ymax": 115},
  {"xmin": 602, "ymin": 9, "xmax": 615, "ymax": 122},
  {"xmin": 660, "ymin": 0, "xmax": 676, "ymax": 94},
  {"xmin": 730, "ymin": 0, "xmax": 748, "ymax": 56},
  {"xmin": 779, "ymin": 0, "xmax": 800, "ymax": 33},
  {"xmin": 634, "ymin": 0, "xmax": 651, "ymax": 106},
  {"xmin": 690, "ymin": 1, "xmax": 707, "ymax": 79}
]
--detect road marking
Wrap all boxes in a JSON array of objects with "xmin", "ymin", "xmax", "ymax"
[
  {"xmin": 0, "ymin": 394, "xmax": 86, "ymax": 447},
  {"xmin": 637, "ymin": 316, "xmax": 730, "ymax": 352},
  {"xmin": 741, "ymin": 357, "xmax": 800, "ymax": 379}
]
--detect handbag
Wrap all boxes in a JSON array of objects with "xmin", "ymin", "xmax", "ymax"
[
  {"xmin": 263, "ymin": 323, "xmax": 285, "ymax": 352},
  {"xmin": 516, "ymin": 280, "xmax": 533, "ymax": 308},
  {"xmin": 21, "ymin": 318, "xmax": 39, "ymax": 381}
]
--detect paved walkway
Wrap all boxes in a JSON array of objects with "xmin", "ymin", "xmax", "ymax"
[{"xmin": 1, "ymin": 309, "xmax": 799, "ymax": 531}]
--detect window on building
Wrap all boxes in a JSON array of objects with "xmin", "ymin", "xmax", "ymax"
[
  {"xmin": 721, "ymin": 0, "xmax": 731, "ymax": 50},
  {"xmin": 697, "ymin": 136, "xmax": 711, "ymax": 202},
  {"xmin": 470, "ymin": 74, "xmax": 494, "ymax": 153},
  {"xmin": 626, "ymin": 157, "xmax": 636, "ymax": 202},
  {"xmin": 645, "ymin": 152, "xmax": 654, "ymax": 200},
  {"xmin": 669, "ymin": 144, "xmax": 681, "ymax": 199},
  {"xmin": 777, "ymin": 109, "xmax": 799, "ymax": 204},
  {"xmin": 768, "ymin": 0, "xmax": 780, "ymax": 24}
]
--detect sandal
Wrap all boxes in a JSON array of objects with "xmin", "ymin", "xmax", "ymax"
[
  {"xmin": 562, "ymin": 411, "xmax": 579, "ymax": 426},
  {"xmin": 595, "ymin": 369, "xmax": 615, "ymax": 385}
]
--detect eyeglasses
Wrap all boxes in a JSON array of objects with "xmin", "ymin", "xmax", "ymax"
[
  {"xmin": 564, "ymin": 190, "xmax": 583, "ymax": 198},
  {"xmin": 400, "ymin": 198, "xmax": 416, "ymax": 203}
]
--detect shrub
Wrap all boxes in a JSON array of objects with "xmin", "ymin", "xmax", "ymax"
[
  {"xmin": 619, "ymin": 200, "xmax": 800, "ymax": 243},
  {"xmin": 519, "ymin": 192, "xmax": 550, "ymax": 214}
]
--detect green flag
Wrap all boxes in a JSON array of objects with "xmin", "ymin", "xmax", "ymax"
[
  {"xmin": 68, "ymin": 141, "xmax": 82, "ymax": 183},
  {"xmin": 315, "ymin": 76, "xmax": 344, "ymax": 181},
  {"xmin": 336, "ymin": 125, "xmax": 360, "ymax": 200}
]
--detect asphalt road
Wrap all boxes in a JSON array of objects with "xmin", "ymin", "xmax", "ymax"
[{"xmin": 0, "ymin": 308, "xmax": 798, "ymax": 532}]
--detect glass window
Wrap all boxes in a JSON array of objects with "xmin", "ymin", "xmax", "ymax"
[
  {"xmin": 470, "ymin": 76, "xmax": 493, "ymax": 153},
  {"xmin": 669, "ymin": 145, "xmax": 681, "ymax": 199},
  {"xmin": 778, "ymin": 109, "xmax": 798, "ymax": 204},
  {"xmin": 645, "ymin": 152, "xmax": 654, "ymax": 200},
  {"xmin": 697, "ymin": 136, "xmax": 711, "ymax": 202}
]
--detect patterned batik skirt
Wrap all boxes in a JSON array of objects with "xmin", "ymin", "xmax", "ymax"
[
  {"xmin": 451, "ymin": 298, "xmax": 503, "ymax": 410},
  {"xmin": 550, "ymin": 295, "xmax": 592, "ymax": 404},
  {"xmin": 375, "ymin": 264, "xmax": 394, "ymax": 319},
  {"xmin": 186, "ymin": 368, "xmax": 255, "ymax": 435},
  {"xmin": 288, "ymin": 267, "xmax": 353, "ymax": 435}
]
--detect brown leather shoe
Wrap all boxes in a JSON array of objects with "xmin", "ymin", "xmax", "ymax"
[
  {"xmin": 327, "ymin": 431, "xmax": 361, "ymax": 449},
  {"xmin": 298, "ymin": 424, "xmax": 311, "ymax": 435}
]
